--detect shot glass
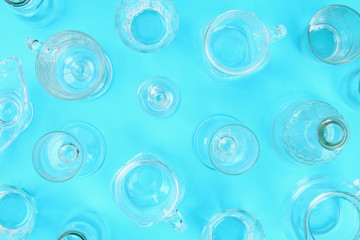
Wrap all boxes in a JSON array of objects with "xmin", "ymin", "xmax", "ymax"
[
  {"xmin": 115, "ymin": 0, "xmax": 179, "ymax": 53},
  {"xmin": 0, "ymin": 185, "xmax": 36, "ymax": 240},
  {"xmin": 341, "ymin": 69, "xmax": 360, "ymax": 110},
  {"xmin": 194, "ymin": 115, "xmax": 260, "ymax": 175},
  {"xmin": 111, "ymin": 153, "xmax": 187, "ymax": 232},
  {"xmin": 138, "ymin": 76, "xmax": 180, "ymax": 117},
  {"xmin": 307, "ymin": 5, "xmax": 360, "ymax": 65},
  {"xmin": 26, "ymin": 31, "xmax": 113, "ymax": 100},
  {"xmin": 33, "ymin": 122, "xmax": 106, "ymax": 182},
  {"xmin": 0, "ymin": 57, "xmax": 33, "ymax": 154},
  {"xmin": 202, "ymin": 209, "xmax": 266, "ymax": 240},
  {"xmin": 201, "ymin": 10, "xmax": 287, "ymax": 81},
  {"xmin": 273, "ymin": 99, "xmax": 350, "ymax": 165},
  {"xmin": 289, "ymin": 176, "xmax": 360, "ymax": 239}
]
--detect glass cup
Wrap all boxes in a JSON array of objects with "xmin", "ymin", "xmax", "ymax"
[
  {"xmin": 115, "ymin": 0, "xmax": 179, "ymax": 53},
  {"xmin": 288, "ymin": 176, "xmax": 360, "ymax": 239},
  {"xmin": 57, "ymin": 212, "xmax": 104, "ymax": 240},
  {"xmin": 0, "ymin": 57, "xmax": 33, "ymax": 154},
  {"xmin": 201, "ymin": 10, "xmax": 287, "ymax": 81},
  {"xmin": 194, "ymin": 116, "xmax": 260, "ymax": 175},
  {"xmin": 341, "ymin": 69, "xmax": 360, "ymax": 110},
  {"xmin": 32, "ymin": 122, "xmax": 106, "ymax": 182},
  {"xmin": 273, "ymin": 99, "xmax": 350, "ymax": 165},
  {"xmin": 25, "ymin": 31, "xmax": 113, "ymax": 100},
  {"xmin": 202, "ymin": 209, "xmax": 266, "ymax": 240},
  {"xmin": 307, "ymin": 5, "xmax": 360, "ymax": 65},
  {"xmin": 0, "ymin": 185, "xmax": 36, "ymax": 240},
  {"xmin": 111, "ymin": 153, "xmax": 187, "ymax": 232},
  {"xmin": 138, "ymin": 76, "xmax": 180, "ymax": 117}
]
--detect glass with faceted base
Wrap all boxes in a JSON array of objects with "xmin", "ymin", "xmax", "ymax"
[
  {"xmin": 32, "ymin": 122, "xmax": 106, "ymax": 182},
  {"xmin": 202, "ymin": 209, "xmax": 266, "ymax": 240},
  {"xmin": 111, "ymin": 153, "xmax": 187, "ymax": 232},
  {"xmin": 26, "ymin": 31, "xmax": 112, "ymax": 100}
]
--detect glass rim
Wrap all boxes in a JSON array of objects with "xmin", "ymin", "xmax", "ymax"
[
  {"xmin": 58, "ymin": 231, "xmax": 87, "ymax": 240},
  {"xmin": 5, "ymin": 0, "xmax": 30, "ymax": 7}
]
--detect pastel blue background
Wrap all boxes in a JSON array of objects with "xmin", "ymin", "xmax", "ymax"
[{"xmin": 0, "ymin": 0, "xmax": 360, "ymax": 239}]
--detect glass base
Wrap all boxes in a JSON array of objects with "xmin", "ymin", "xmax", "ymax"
[{"xmin": 88, "ymin": 54, "xmax": 113, "ymax": 100}]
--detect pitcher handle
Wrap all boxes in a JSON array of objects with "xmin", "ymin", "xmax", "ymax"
[{"xmin": 267, "ymin": 25, "xmax": 287, "ymax": 43}]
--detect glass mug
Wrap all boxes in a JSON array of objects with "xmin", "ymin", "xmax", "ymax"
[
  {"xmin": 202, "ymin": 209, "xmax": 266, "ymax": 240},
  {"xmin": 0, "ymin": 185, "xmax": 36, "ymax": 240},
  {"xmin": 26, "ymin": 30, "xmax": 112, "ymax": 100},
  {"xmin": 33, "ymin": 122, "xmax": 106, "ymax": 182},
  {"xmin": 273, "ymin": 99, "xmax": 350, "ymax": 165},
  {"xmin": 288, "ymin": 176, "xmax": 360, "ymax": 239},
  {"xmin": 0, "ymin": 57, "xmax": 32, "ymax": 154},
  {"xmin": 341, "ymin": 70, "xmax": 360, "ymax": 110},
  {"xmin": 194, "ymin": 115, "xmax": 260, "ymax": 175},
  {"xmin": 111, "ymin": 153, "xmax": 187, "ymax": 232},
  {"xmin": 115, "ymin": 0, "xmax": 179, "ymax": 53},
  {"xmin": 307, "ymin": 5, "xmax": 360, "ymax": 65},
  {"xmin": 201, "ymin": 10, "xmax": 287, "ymax": 81}
]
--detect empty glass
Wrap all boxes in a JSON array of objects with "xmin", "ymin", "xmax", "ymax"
[
  {"xmin": 33, "ymin": 122, "xmax": 106, "ymax": 182},
  {"xmin": 273, "ymin": 99, "xmax": 350, "ymax": 165},
  {"xmin": 289, "ymin": 176, "xmax": 360, "ymax": 239},
  {"xmin": 0, "ymin": 57, "xmax": 32, "ymax": 154},
  {"xmin": 202, "ymin": 209, "xmax": 266, "ymax": 240},
  {"xmin": 341, "ymin": 70, "xmax": 360, "ymax": 110},
  {"xmin": 0, "ymin": 185, "xmax": 36, "ymax": 240},
  {"xmin": 115, "ymin": 0, "xmax": 179, "ymax": 52},
  {"xmin": 26, "ymin": 31, "xmax": 112, "ymax": 100},
  {"xmin": 111, "ymin": 153, "xmax": 187, "ymax": 232},
  {"xmin": 307, "ymin": 5, "xmax": 360, "ymax": 65},
  {"xmin": 138, "ymin": 76, "xmax": 180, "ymax": 117},
  {"xmin": 201, "ymin": 10, "xmax": 287, "ymax": 80},
  {"xmin": 194, "ymin": 116, "xmax": 260, "ymax": 175}
]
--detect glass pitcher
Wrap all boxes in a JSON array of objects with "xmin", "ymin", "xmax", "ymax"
[{"xmin": 0, "ymin": 57, "xmax": 33, "ymax": 154}]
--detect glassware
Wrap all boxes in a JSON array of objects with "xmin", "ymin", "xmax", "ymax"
[
  {"xmin": 307, "ymin": 5, "xmax": 360, "ymax": 65},
  {"xmin": 138, "ymin": 76, "xmax": 180, "ymax": 117},
  {"xmin": 341, "ymin": 70, "xmax": 360, "ymax": 110},
  {"xmin": 5, "ymin": 0, "xmax": 57, "ymax": 25},
  {"xmin": 194, "ymin": 116, "xmax": 260, "ymax": 175},
  {"xmin": 111, "ymin": 153, "xmax": 187, "ymax": 232},
  {"xmin": 201, "ymin": 10, "xmax": 287, "ymax": 81},
  {"xmin": 202, "ymin": 209, "xmax": 266, "ymax": 240},
  {"xmin": 288, "ymin": 176, "xmax": 360, "ymax": 239},
  {"xmin": 0, "ymin": 57, "xmax": 33, "ymax": 154},
  {"xmin": 57, "ymin": 212, "xmax": 104, "ymax": 240},
  {"xmin": 273, "ymin": 99, "xmax": 350, "ymax": 165},
  {"xmin": 26, "ymin": 31, "xmax": 112, "ymax": 100},
  {"xmin": 32, "ymin": 122, "xmax": 106, "ymax": 182},
  {"xmin": 0, "ymin": 184, "xmax": 36, "ymax": 240},
  {"xmin": 115, "ymin": 0, "xmax": 179, "ymax": 53}
]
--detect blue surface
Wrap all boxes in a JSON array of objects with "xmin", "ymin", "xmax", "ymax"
[{"xmin": 0, "ymin": 0, "xmax": 360, "ymax": 239}]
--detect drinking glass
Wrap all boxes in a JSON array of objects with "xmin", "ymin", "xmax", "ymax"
[
  {"xmin": 138, "ymin": 76, "xmax": 180, "ymax": 117},
  {"xmin": 273, "ymin": 99, "xmax": 350, "ymax": 165},
  {"xmin": 57, "ymin": 212, "xmax": 104, "ymax": 240},
  {"xmin": 0, "ymin": 57, "xmax": 33, "ymax": 154},
  {"xmin": 201, "ymin": 10, "xmax": 287, "ymax": 81},
  {"xmin": 288, "ymin": 176, "xmax": 360, "ymax": 239},
  {"xmin": 194, "ymin": 116, "xmax": 260, "ymax": 175},
  {"xmin": 33, "ymin": 122, "xmax": 106, "ymax": 182},
  {"xmin": 26, "ymin": 31, "xmax": 112, "ymax": 100},
  {"xmin": 111, "ymin": 153, "xmax": 187, "ymax": 232},
  {"xmin": 341, "ymin": 70, "xmax": 360, "ymax": 110},
  {"xmin": 202, "ymin": 209, "xmax": 266, "ymax": 240},
  {"xmin": 307, "ymin": 5, "xmax": 360, "ymax": 65},
  {"xmin": 0, "ymin": 185, "xmax": 36, "ymax": 240},
  {"xmin": 115, "ymin": 0, "xmax": 179, "ymax": 53}
]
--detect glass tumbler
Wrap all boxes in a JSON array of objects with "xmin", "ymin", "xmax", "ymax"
[
  {"xmin": 0, "ymin": 57, "xmax": 32, "ymax": 154},
  {"xmin": 111, "ymin": 153, "xmax": 187, "ymax": 232},
  {"xmin": 202, "ymin": 209, "xmax": 266, "ymax": 240},
  {"xmin": 307, "ymin": 5, "xmax": 360, "ymax": 65},
  {"xmin": 201, "ymin": 10, "xmax": 287, "ymax": 81},
  {"xmin": 289, "ymin": 176, "xmax": 360, "ymax": 239},
  {"xmin": 115, "ymin": 0, "xmax": 179, "ymax": 52},
  {"xmin": 26, "ymin": 31, "xmax": 113, "ymax": 100},
  {"xmin": 32, "ymin": 122, "xmax": 106, "ymax": 182},
  {"xmin": 0, "ymin": 185, "xmax": 36, "ymax": 240},
  {"xmin": 273, "ymin": 99, "xmax": 350, "ymax": 165},
  {"xmin": 194, "ymin": 116, "xmax": 260, "ymax": 175}
]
